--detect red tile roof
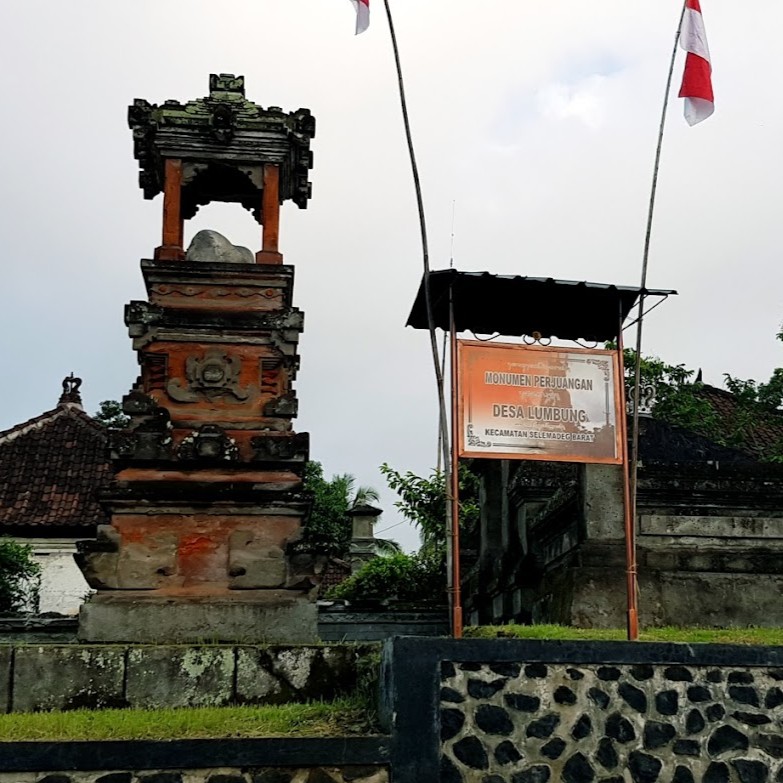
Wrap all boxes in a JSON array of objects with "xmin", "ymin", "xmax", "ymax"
[
  {"xmin": 0, "ymin": 404, "xmax": 111, "ymax": 531},
  {"xmin": 696, "ymin": 384, "xmax": 783, "ymax": 460}
]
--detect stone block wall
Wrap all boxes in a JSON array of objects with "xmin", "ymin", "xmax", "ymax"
[
  {"xmin": 381, "ymin": 637, "xmax": 783, "ymax": 783},
  {"xmin": 440, "ymin": 660, "xmax": 783, "ymax": 782},
  {"xmin": 0, "ymin": 644, "xmax": 374, "ymax": 713}
]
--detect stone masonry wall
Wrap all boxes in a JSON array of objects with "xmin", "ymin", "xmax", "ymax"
[
  {"xmin": 0, "ymin": 644, "xmax": 374, "ymax": 713},
  {"xmin": 440, "ymin": 660, "xmax": 783, "ymax": 783},
  {"xmin": 0, "ymin": 769, "xmax": 387, "ymax": 783}
]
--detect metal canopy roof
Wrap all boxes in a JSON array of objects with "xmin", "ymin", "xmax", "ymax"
[{"xmin": 406, "ymin": 270, "xmax": 676, "ymax": 342}]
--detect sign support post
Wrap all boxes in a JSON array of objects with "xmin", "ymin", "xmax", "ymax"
[
  {"xmin": 449, "ymin": 293, "xmax": 463, "ymax": 638},
  {"xmin": 617, "ymin": 311, "xmax": 639, "ymax": 640}
]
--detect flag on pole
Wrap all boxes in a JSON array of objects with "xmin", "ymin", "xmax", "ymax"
[
  {"xmin": 678, "ymin": 0, "xmax": 714, "ymax": 125},
  {"xmin": 350, "ymin": 0, "xmax": 370, "ymax": 34}
]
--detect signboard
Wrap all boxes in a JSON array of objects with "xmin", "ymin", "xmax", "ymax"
[{"xmin": 458, "ymin": 341, "xmax": 623, "ymax": 464}]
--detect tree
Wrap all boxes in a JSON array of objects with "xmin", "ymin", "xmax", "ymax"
[
  {"xmin": 93, "ymin": 400, "xmax": 130, "ymax": 429},
  {"xmin": 620, "ymin": 347, "xmax": 783, "ymax": 461},
  {"xmin": 379, "ymin": 463, "xmax": 480, "ymax": 555},
  {"xmin": 0, "ymin": 539, "xmax": 41, "ymax": 615},
  {"xmin": 301, "ymin": 462, "xmax": 381, "ymax": 556}
]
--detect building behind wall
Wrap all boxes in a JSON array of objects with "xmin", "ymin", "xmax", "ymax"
[
  {"xmin": 0, "ymin": 378, "xmax": 108, "ymax": 614},
  {"xmin": 463, "ymin": 386, "xmax": 783, "ymax": 628}
]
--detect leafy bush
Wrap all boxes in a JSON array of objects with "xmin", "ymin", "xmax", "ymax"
[
  {"xmin": 0, "ymin": 539, "xmax": 41, "ymax": 615},
  {"xmin": 326, "ymin": 551, "xmax": 445, "ymax": 603}
]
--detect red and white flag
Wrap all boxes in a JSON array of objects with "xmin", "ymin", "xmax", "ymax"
[
  {"xmin": 678, "ymin": 0, "xmax": 714, "ymax": 125},
  {"xmin": 350, "ymin": 0, "xmax": 369, "ymax": 34}
]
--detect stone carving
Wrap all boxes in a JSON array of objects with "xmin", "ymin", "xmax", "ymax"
[
  {"xmin": 228, "ymin": 530, "xmax": 287, "ymax": 589},
  {"xmin": 167, "ymin": 349, "xmax": 250, "ymax": 403},
  {"xmin": 177, "ymin": 425, "xmax": 239, "ymax": 462},
  {"xmin": 185, "ymin": 229, "xmax": 254, "ymax": 264},
  {"xmin": 251, "ymin": 432, "xmax": 308, "ymax": 463}
]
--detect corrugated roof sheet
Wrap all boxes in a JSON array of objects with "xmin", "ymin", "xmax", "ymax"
[{"xmin": 407, "ymin": 270, "xmax": 676, "ymax": 342}]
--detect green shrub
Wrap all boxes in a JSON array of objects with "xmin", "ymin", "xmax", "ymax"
[
  {"xmin": 327, "ymin": 551, "xmax": 445, "ymax": 603},
  {"xmin": 0, "ymin": 538, "xmax": 41, "ymax": 615}
]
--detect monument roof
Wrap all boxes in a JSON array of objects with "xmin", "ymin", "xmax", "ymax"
[
  {"xmin": 406, "ymin": 269, "xmax": 676, "ymax": 342},
  {"xmin": 0, "ymin": 390, "xmax": 110, "ymax": 533},
  {"xmin": 128, "ymin": 73, "xmax": 315, "ymax": 217}
]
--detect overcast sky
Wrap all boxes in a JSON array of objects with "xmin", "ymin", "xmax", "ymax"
[{"xmin": 1, "ymin": 1, "xmax": 781, "ymax": 550}]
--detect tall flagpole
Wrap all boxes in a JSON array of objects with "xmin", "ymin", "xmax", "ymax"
[
  {"xmin": 381, "ymin": 0, "xmax": 457, "ymax": 628},
  {"xmin": 629, "ymin": 1, "xmax": 687, "ymax": 599}
]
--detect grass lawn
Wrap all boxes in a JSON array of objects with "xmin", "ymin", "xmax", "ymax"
[
  {"xmin": 464, "ymin": 624, "xmax": 783, "ymax": 645},
  {"xmin": 0, "ymin": 697, "xmax": 377, "ymax": 742}
]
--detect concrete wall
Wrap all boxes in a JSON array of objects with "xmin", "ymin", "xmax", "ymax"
[
  {"xmin": 18, "ymin": 538, "xmax": 92, "ymax": 615},
  {"xmin": 0, "ymin": 644, "xmax": 375, "ymax": 713}
]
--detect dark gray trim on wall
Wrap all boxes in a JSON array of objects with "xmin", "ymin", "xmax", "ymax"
[{"xmin": 0, "ymin": 737, "xmax": 391, "ymax": 772}]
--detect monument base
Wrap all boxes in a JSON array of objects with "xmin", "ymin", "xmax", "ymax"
[{"xmin": 78, "ymin": 591, "xmax": 317, "ymax": 644}]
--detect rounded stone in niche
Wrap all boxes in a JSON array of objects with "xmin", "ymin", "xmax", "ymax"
[
  {"xmin": 495, "ymin": 740, "xmax": 523, "ymax": 765},
  {"xmin": 441, "ymin": 708, "xmax": 466, "ymax": 741},
  {"xmin": 597, "ymin": 666, "xmax": 622, "ymax": 681},
  {"xmin": 618, "ymin": 682, "xmax": 648, "ymax": 713},
  {"xmin": 707, "ymin": 725, "xmax": 749, "ymax": 756},
  {"xmin": 706, "ymin": 703, "xmax": 725, "ymax": 722},
  {"xmin": 525, "ymin": 663, "xmax": 548, "ymax": 679},
  {"xmin": 441, "ymin": 687, "xmax": 465, "ymax": 704},
  {"xmin": 704, "ymin": 762, "xmax": 730, "ymax": 783},
  {"xmin": 596, "ymin": 738, "xmax": 619, "ymax": 770},
  {"xmin": 453, "ymin": 736, "xmax": 489, "ymax": 770},
  {"xmin": 468, "ymin": 678, "xmax": 507, "ymax": 699},
  {"xmin": 729, "ymin": 686, "xmax": 760, "ymax": 708},
  {"xmin": 664, "ymin": 666, "xmax": 693, "ymax": 682},
  {"xmin": 686, "ymin": 709, "xmax": 706, "ymax": 735},
  {"xmin": 655, "ymin": 690, "xmax": 679, "ymax": 716},
  {"xmin": 628, "ymin": 750, "xmax": 662, "ymax": 783},
  {"xmin": 554, "ymin": 686, "xmax": 577, "ymax": 705},
  {"xmin": 489, "ymin": 663, "xmax": 521, "ymax": 678},
  {"xmin": 673, "ymin": 766, "xmax": 695, "ymax": 783},
  {"xmin": 563, "ymin": 753, "xmax": 595, "ymax": 783},
  {"xmin": 766, "ymin": 687, "xmax": 783, "ymax": 709},
  {"xmin": 571, "ymin": 714, "xmax": 592, "ymax": 740},
  {"xmin": 567, "ymin": 667, "xmax": 585, "ymax": 681},
  {"xmin": 441, "ymin": 754, "xmax": 464, "ymax": 783},
  {"xmin": 588, "ymin": 687, "xmax": 611, "ymax": 710},
  {"xmin": 673, "ymin": 739, "xmax": 700, "ymax": 756},
  {"xmin": 511, "ymin": 765, "xmax": 551, "ymax": 783},
  {"xmin": 687, "ymin": 686, "xmax": 712, "ymax": 703},
  {"xmin": 728, "ymin": 671, "xmax": 755, "ymax": 685},
  {"xmin": 605, "ymin": 712, "xmax": 636, "ymax": 743},
  {"xmin": 731, "ymin": 759, "xmax": 769, "ymax": 783},
  {"xmin": 475, "ymin": 704, "xmax": 514, "ymax": 736},
  {"xmin": 643, "ymin": 721, "xmax": 676, "ymax": 750},
  {"xmin": 541, "ymin": 738, "xmax": 566, "ymax": 760},
  {"xmin": 505, "ymin": 693, "xmax": 541, "ymax": 713},
  {"xmin": 526, "ymin": 713, "xmax": 561, "ymax": 739},
  {"xmin": 630, "ymin": 664, "xmax": 654, "ymax": 681}
]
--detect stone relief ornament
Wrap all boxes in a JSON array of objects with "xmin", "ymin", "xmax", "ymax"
[
  {"xmin": 167, "ymin": 348, "xmax": 251, "ymax": 403},
  {"xmin": 177, "ymin": 425, "xmax": 239, "ymax": 462}
]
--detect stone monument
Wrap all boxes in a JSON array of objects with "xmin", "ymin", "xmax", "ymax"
[{"xmin": 76, "ymin": 74, "xmax": 319, "ymax": 642}]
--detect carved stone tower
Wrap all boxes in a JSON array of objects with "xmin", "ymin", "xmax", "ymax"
[{"xmin": 76, "ymin": 74, "xmax": 318, "ymax": 642}]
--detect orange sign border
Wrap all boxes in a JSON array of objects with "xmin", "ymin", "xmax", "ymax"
[{"xmin": 457, "ymin": 340, "xmax": 624, "ymax": 465}]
